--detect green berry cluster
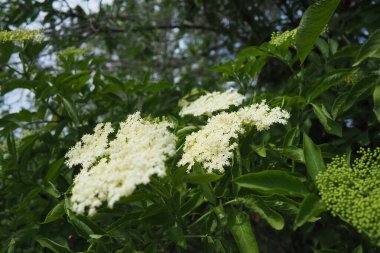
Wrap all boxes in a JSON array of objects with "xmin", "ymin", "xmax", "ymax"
[
  {"xmin": 344, "ymin": 71, "xmax": 363, "ymax": 85},
  {"xmin": 316, "ymin": 148, "xmax": 380, "ymax": 246},
  {"xmin": 0, "ymin": 29, "xmax": 43, "ymax": 43}
]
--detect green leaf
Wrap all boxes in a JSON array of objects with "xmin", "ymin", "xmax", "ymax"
[
  {"xmin": 313, "ymin": 250, "xmax": 341, "ymax": 253},
  {"xmin": 43, "ymin": 201, "xmax": 65, "ymax": 223},
  {"xmin": 176, "ymin": 125, "xmax": 199, "ymax": 137},
  {"xmin": 65, "ymin": 198, "xmax": 103, "ymax": 239},
  {"xmin": 373, "ymin": 82, "xmax": 380, "ymax": 122},
  {"xmin": 283, "ymin": 127, "xmax": 300, "ymax": 146},
  {"xmin": 183, "ymin": 173, "xmax": 223, "ymax": 184},
  {"xmin": 353, "ymin": 29, "xmax": 380, "ymax": 66},
  {"xmin": 232, "ymin": 149, "xmax": 243, "ymax": 195},
  {"xmin": 296, "ymin": 0, "xmax": 340, "ymax": 63},
  {"xmin": 311, "ymin": 103, "xmax": 342, "ymax": 137},
  {"xmin": 331, "ymin": 76, "xmax": 375, "ymax": 118},
  {"xmin": 6, "ymin": 132, "xmax": 17, "ymax": 162},
  {"xmin": 43, "ymin": 181, "xmax": 61, "ymax": 198},
  {"xmin": 237, "ymin": 46, "xmax": 269, "ymax": 59},
  {"xmin": 58, "ymin": 94, "xmax": 80, "ymax": 126},
  {"xmin": 294, "ymin": 194, "xmax": 325, "ymax": 229},
  {"xmin": 307, "ymin": 69, "xmax": 353, "ymax": 102},
  {"xmin": 0, "ymin": 41, "xmax": 14, "ymax": 65},
  {"xmin": 200, "ymin": 184, "xmax": 216, "ymax": 204},
  {"xmin": 168, "ymin": 226, "xmax": 187, "ymax": 249},
  {"xmin": 235, "ymin": 170, "xmax": 309, "ymax": 197},
  {"xmin": 58, "ymin": 71, "xmax": 91, "ymax": 88},
  {"xmin": 36, "ymin": 238, "xmax": 72, "ymax": 253},
  {"xmin": 180, "ymin": 193, "xmax": 204, "ymax": 217},
  {"xmin": 227, "ymin": 207, "xmax": 259, "ymax": 253},
  {"xmin": 250, "ymin": 144, "xmax": 266, "ymax": 157},
  {"xmin": 303, "ymin": 133, "xmax": 326, "ymax": 180},
  {"xmin": 315, "ymin": 38, "xmax": 330, "ymax": 59},
  {"xmin": 5, "ymin": 238, "xmax": 15, "ymax": 253},
  {"xmin": 352, "ymin": 245, "xmax": 363, "ymax": 253},
  {"xmin": 67, "ymin": 213, "xmax": 102, "ymax": 239},
  {"xmin": 45, "ymin": 158, "xmax": 64, "ymax": 182},
  {"xmin": 271, "ymin": 146, "xmax": 305, "ymax": 163},
  {"xmin": 143, "ymin": 81, "xmax": 172, "ymax": 92},
  {"xmin": 0, "ymin": 79, "xmax": 39, "ymax": 95},
  {"xmin": 238, "ymin": 196, "xmax": 285, "ymax": 230}
]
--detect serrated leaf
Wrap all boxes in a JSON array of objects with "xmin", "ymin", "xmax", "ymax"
[
  {"xmin": 373, "ymin": 82, "xmax": 380, "ymax": 122},
  {"xmin": 332, "ymin": 77, "xmax": 374, "ymax": 118},
  {"xmin": 6, "ymin": 238, "xmax": 15, "ymax": 253},
  {"xmin": 183, "ymin": 173, "xmax": 223, "ymax": 184},
  {"xmin": 238, "ymin": 196, "xmax": 285, "ymax": 230},
  {"xmin": 6, "ymin": 132, "xmax": 17, "ymax": 163},
  {"xmin": 43, "ymin": 181, "xmax": 61, "ymax": 198},
  {"xmin": 353, "ymin": 29, "xmax": 380, "ymax": 66},
  {"xmin": 307, "ymin": 69, "xmax": 353, "ymax": 102},
  {"xmin": 311, "ymin": 103, "xmax": 342, "ymax": 137},
  {"xmin": 65, "ymin": 198, "xmax": 104, "ymax": 238},
  {"xmin": 296, "ymin": 0, "xmax": 340, "ymax": 63},
  {"xmin": 250, "ymin": 144, "xmax": 266, "ymax": 157},
  {"xmin": 283, "ymin": 127, "xmax": 300, "ymax": 146},
  {"xmin": 180, "ymin": 193, "xmax": 204, "ymax": 217},
  {"xmin": 43, "ymin": 201, "xmax": 65, "ymax": 224},
  {"xmin": 271, "ymin": 146, "xmax": 305, "ymax": 163},
  {"xmin": 45, "ymin": 158, "xmax": 64, "ymax": 182},
  {"xmin": 303, "ymin": 133, "xmax": 326, "ymax": 180},
  {"xmin": 235, "ymin": 170, "xmax": 309, "ymax": 197},
  {"xmin": 352, "ymin": 245, "xmax": 363, "ymax": 253},
  {"xmin": 315, "ymin": 38, "xmax": 330, "ymax": 58},
  {"xmin": 36, "ymin": 238, "xmax": 72, "ymax": 253},
  {"xmin": 0, "ymin": 79, "xmax": 40, "ymax": 95},
  {"xmin": 0, "ymin": 41, "xmax": 14, "ymax": 65},
  {"xmin": 58, "ymin": 71, "xmax": 91, "ymax": 87},
  {"xmin": 58, "ymin": 94, "xmax": 80, "ymax": 126},
  {"xmin": 168, "ymin": 226, "xmax": 187, "ymax": 249},
  {"xmin": 200, "ymin": 184, "xmax": 216, "ymax": 204},
  {"xmin": 227, "ymin": 207, "xmax": 259, "ymax": 253},
  {"xmin": 232, "ymin": 149, "xmax": 242, "ymax": 195},
  {"xmin": 294, "ymin": 194, "xmax": 325, "ymax": 229},
  {"xmin": 237, "ymin": 46, "xmax": 269, "ymax": 59}
]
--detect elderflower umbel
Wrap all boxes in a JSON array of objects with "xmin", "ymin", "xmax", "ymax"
[
  {"xmin": 179, "ymin": 88, "xmax": 245, "ymax": 117},
  {"xmin": 0, "ymin": 29, "xmax": 43, "ymax": 43},
  {"xmin": 316, "ymin": 148, "xmax": 380, "ymax": 246},
  {"xmin": 65, "ymin": 123, "xmax": 114, "ymax": 170},
  {"xmin": 66, "ymin": 112, "xmax": 177, "ymax": 215},
  {"xmin": 178, "ymin": 101, "xmax": 290, "ymax": 173}
]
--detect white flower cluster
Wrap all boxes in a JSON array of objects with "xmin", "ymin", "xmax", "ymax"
[
  {"xmin": 65, "ymin": 112, "xmax": 177, "ymax": 215},
  {"xmin": 179, "ymin": 88, "xmax": 245, "ymax": 117},
  {"xmin": 178, "ymin": 101, "xmax": 290, "ymax": 173},
  {"xmin": 65, "ymin": 123, "xmax": 114, "ymax": 170}
]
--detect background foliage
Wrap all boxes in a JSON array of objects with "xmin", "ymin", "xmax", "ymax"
[{"xmin": 1, "ymin": 0, "xmax": 380, "ymax": 252}]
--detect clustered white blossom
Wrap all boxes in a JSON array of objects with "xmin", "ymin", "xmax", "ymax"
[
  {"xmin": 65, "ymin": 123, "xmax": 114, "ymax": 170},
  {"xmin": 179, "ymin": 88, "xmax": 245, "ymax": 117},
  {"xmin": 65, "ymin": 112, "xmax": 177, "ymax": 215},
  {"xmin": 178, "ymin": 101, "xmax": 290, "ymax": 173}
]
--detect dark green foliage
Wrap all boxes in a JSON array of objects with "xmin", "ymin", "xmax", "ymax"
[{"xmin": 1, "ymin": 0, "xmax": 380, "ymax": 253}]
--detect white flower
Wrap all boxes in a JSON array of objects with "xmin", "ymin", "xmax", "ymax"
[
  {"xmin": 66, "ymin": 112, "xmax": 177, "ymax": 215},
  {"xmin": 65, "ymin": 123, "xmax": 114, "ymax": 170},
  {"xmin": 178, "ymin": 101, "xmax": 290, "ymax": 173},
  {"xmin": 179, "ymin": 88, "xmax": 245, "ymax": 117}
]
